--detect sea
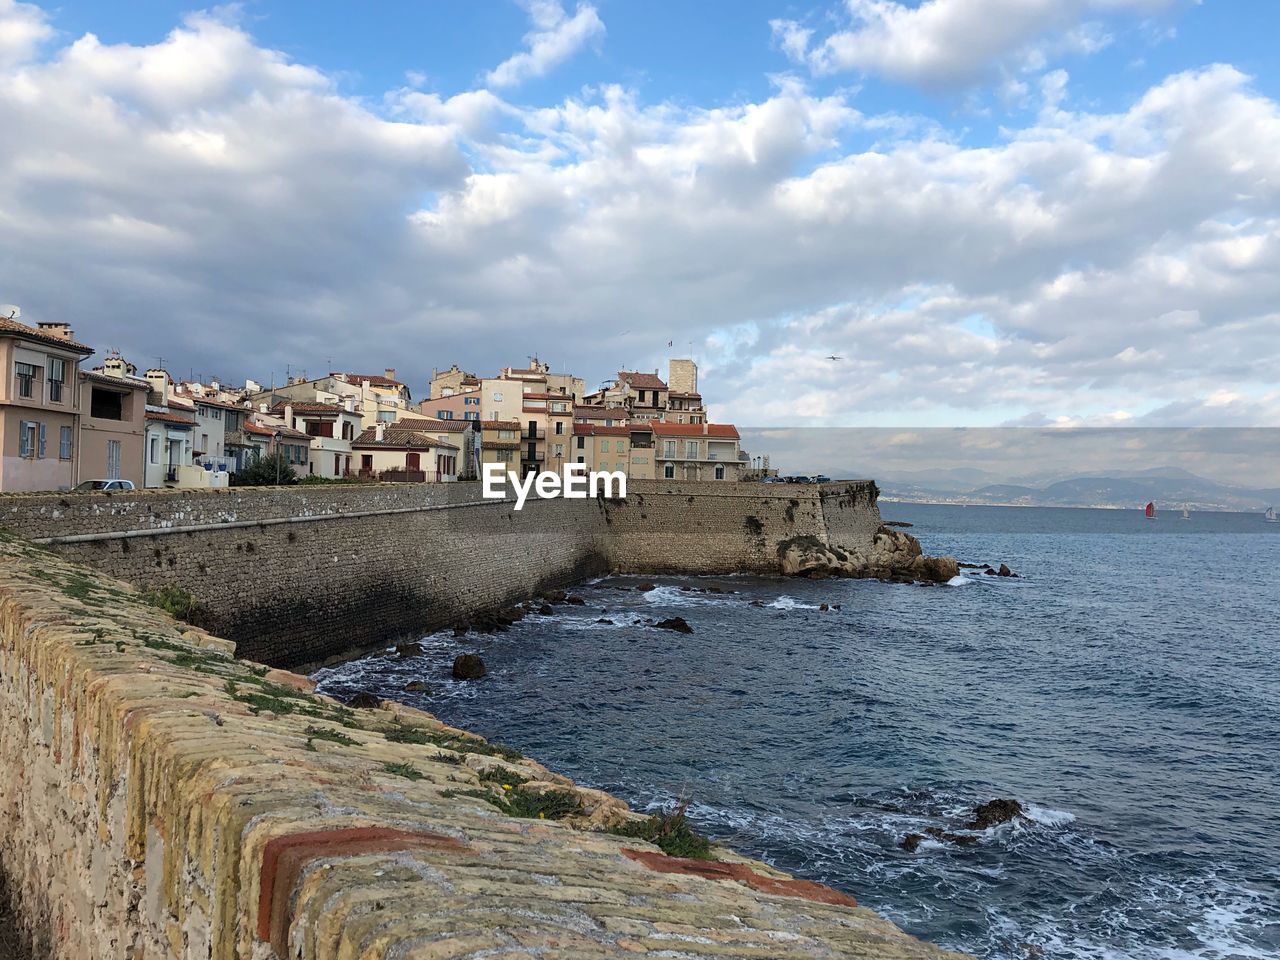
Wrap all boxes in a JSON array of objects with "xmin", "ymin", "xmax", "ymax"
[{"xmin": 314, "ymin": 504, "xmax": 1280, "ymax": 960}]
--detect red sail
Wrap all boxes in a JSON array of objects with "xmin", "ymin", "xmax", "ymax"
[{"xmin": 1145, "ymin": 501, "xmax": 1155, "ymax": 518}]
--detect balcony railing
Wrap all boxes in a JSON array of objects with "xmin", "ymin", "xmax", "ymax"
[
  {"xmin": 524, "ymin": 427, "xmax": 546, "ymax": 439},
  {"xmin": 523, "ymin": 451, "xmax": 545, "ymax": 462}
]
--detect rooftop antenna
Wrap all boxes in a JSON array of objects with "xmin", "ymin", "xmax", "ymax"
[{"xmin": 0, "ymin": 305, "xmax": 19, "ymax": 320}]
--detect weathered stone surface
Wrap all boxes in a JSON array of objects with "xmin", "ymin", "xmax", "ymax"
[
  {"xmin": 777, "ymin": 526, "xmax": 960, "ymax": 585},
  {"xmin": 968, "ymin": 799, "xmax": 1024, "ymax": 829},
  {"xmin": 653, "ymin": 616, "xmax": 694, "ymax": 634}
]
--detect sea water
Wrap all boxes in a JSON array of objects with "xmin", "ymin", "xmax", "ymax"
[{"xmin": 315, "ymin": 504, "xmax": 1280, "ymax": 959}]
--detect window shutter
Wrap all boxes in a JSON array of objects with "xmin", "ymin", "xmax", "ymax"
[
  {"xmin": 18, "ymin": 422, "xmax": 30, "ymax": 457},
  {"xmin": 38, "ymin": 422, "xmax": 47, "ymax": 458}
]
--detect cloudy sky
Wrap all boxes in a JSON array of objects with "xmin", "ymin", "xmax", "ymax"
[{"xmin": 1, "ymin": 0, "xmax": 1278, "ymax": 429}]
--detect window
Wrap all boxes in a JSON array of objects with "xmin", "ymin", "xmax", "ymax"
[
  {"xmin": 499, "ymin": 429, "xmax": 516, "ymax": 441},
  {"xmin": 663, "ymin": 440, "xmax": 676, "ymax": 458},
  {"xmin": 48, "ymin": 358, "xmax": 66, "ymax": 402},
  {"xmin": 211, "ymin": 408, "xmax": 222, "ymax": 419},
  {"xmin": 464, "ymin": 411, "xmax": 479, "ymax": 421},
  {"xmin": 200, "ymin": 433, "xmax": 209, "ymax": 452},
  {"xmin": 637, "ymin": 390, "xmax": 646, "ymax": 403},
  {"xmin": 600, "ymin": 439, "xmax": 608, "ymax": 452},
  {"xmin": 437, "ymin": 410, "xmax": 454, "ymax": 419},
  {"xmin": 107, "ymin": 440, "xmax": 121, "ymax": 479},
  {"xmin": 576, "ymin": 456, "xmax": 585, "ymax": 464},
  {"xmin": 715, "ymin": 465, "xmax": 725, "ymax": 480},
  {"xmin": 663, "ymin": 463, "xmax": 675, "ymax": 479},
  {"xmin": 15, "ymin": 362, "xmax": 37, "ymax": 399},
  {"xmin": 616, "ymin": 462, "xmax": 625, "ymax": 472},
  {"xmin": 616, "ymin": 440, "xmax": 625, "ymax": 453},
  {"xmin": 554, "ymin": 420, "xmax": 564, "ymax": 435},
  {"xmin": 496, "ymin": 449, "xmax": 512, "ymax": 462},
  {"xmin": 686, "ymin": 440, "xmax": 699, "ymax": 458},
  {"xmin": 633, "ymin": 455, "xmax": 648, "ymax": 465},
  {"xmin": 492, "ymin": 391, "xmax": 504, "ymax": 403},
  {"xmin": 90, "ymin": 388, "xmax": 125, "ymax": 420},
  {"xmin": 306, "ymin": 420, "xmax": 334, "ymax": 438},
  {"xmin": 225, "ymin": 412, "xmax": 241, "ymax": 431},
  {"xmin": 149, "ymin": 436, "xmax": 160, "ymax": 464},
  {"xmin": 554, "ymin": 443, "xmax": 564, "ymax": 458},
  {"xmin": 18, "ymin": 421, "xmax": 40, "ymax": 458}
]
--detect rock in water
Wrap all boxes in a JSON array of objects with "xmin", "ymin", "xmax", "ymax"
[
  {"xmin": 968, "ymin": 798, "xmax": 1023, "ymax": 829},
  {"xmin": 538, "ymin": 603, "xmax": 555, "ymax": 615},
  {"xmin": 403, "ymin": 680, "xmax": 431, "ymax": 693},
  {"xmin": 999, "ymin": 563, "xmax": 1014, "ymax": 577},
  {"xmin": 653, "ymin": 616, "xmax": 693, "ymax": 634},
  {"xmin": 452, "ymin": 653, "xmax": 487, "ymax": 680},
  {"xmin": 636, "ymin": 582, "xmax": 656, "ymax": 591},
  {"xmin": 901, "ymin": 833, "xmax": 925, "ymax": 852},
  {"xmin": 396, "ymin": 641, "xmax": 426, "ymax": 656},
  {"xmin": 345, "ymin": 691, "xmax": 382, "ymax": 709}
]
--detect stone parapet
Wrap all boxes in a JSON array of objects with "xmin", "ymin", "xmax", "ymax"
[{"xmin": 0, "ymin": 534, "xmax": 967, "ymax": 960}]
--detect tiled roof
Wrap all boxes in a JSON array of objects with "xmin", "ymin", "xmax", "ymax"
[
  {"xmin": 145, "ymin": 410, "xmax": 197, "ymax": 427},
  {"xmin": 574, "ymin": 424, "xmax": 631, "ymax": 437},
  {"xmin": 393, "ymin": 417, "xmax": 470, "ymax": 433},
  {"xmin": 271, "ymin": 400, "xmax": 347, "ymax": 416},
  {"xmin": 242, "ymin": 421, "xmax": 309, "ymax": 440},
  {"xmin": 650, "ymin": 421, "xmax": 740, "ymax": 439},
  {"xmin": 618, "ymin": 371, "xmax": 667, "ymax": 390},
  {"xmin": 480, "ymin": 420, "xmax": 520, "ymax": 430},
  {"xmin": 0, "ymin": 316, "xmax": 94, "ymax": 354},
  {"xmin": 82, "ymin": 370, "xmax": 148, "ymax": 390},
  {"xmin": 352, "ymin": 426, "xmax": 460, "ymax": 450},
  {"xmin": 482, "ymin": 440, "xmax": 522, "ymax": 450},
  {"xmin": 333, "ymin": 372, "xmax": 406, "ymax": 389}
]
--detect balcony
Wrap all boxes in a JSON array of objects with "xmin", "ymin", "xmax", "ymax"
[
  {"xmin": 524, "ymin": 427, "xmax": 546, "ymax": 439},
  {"xmin": 522, "ymin": 451, "xmax": 546, "ymax": 463}
]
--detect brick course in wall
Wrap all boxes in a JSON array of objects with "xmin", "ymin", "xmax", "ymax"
[{"xmin": 0, "ymin": 480, "xmax": 882, "ymax": 668}]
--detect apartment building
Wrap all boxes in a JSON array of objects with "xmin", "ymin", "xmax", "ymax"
[
  {"xmin": 429, "ymin": 364, "xmax": 480, "ymax": 399},
  {"xmin": 77, "ymin": 355, "xmax": 148, "ymax": 488},
  {"xmin": 478, "ymin": 419, "xmax": 522, "ymax": 472},
  {"xmin": 0, "ymin": 315, "xmax": 93, "ymax": 492},
  {"xmin": 651, "ymin": 422, "xmax": 742, "ymax": 481},
  {"xmin": 352, "ymin": 419, "xmax": 466, "ymax": 482},
  {"xmin": 270, "ymin": 401, "xmax": 361, "ymax": 479},
  {"xmin": 422, "ymin": 390, "xmax": 483, "ymax": 422}
]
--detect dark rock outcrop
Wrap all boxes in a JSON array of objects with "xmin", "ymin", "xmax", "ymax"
[
  {"xmin": 653, "ymin": 616, "xmax": 693, "ymax": 634},
  {"xmin": 968, "ymin": 798, "xmax": 1023, "ymax": 829},
  {"xmin": 777, "ymin": 527, "xmax": 958, "ymax": 584},
  {"xmin": 403, "ymin": 680, "xmax": 431, "ymax": 693},
  {"xmin": 452, "ymin": 653, "xmax": 487, "ymax": 680},
  {"xmin": 396, "ymin": 641, "xmax": 426, "ymax": 657},
  {"xmin": 344, "ymin": 691, "xmax": 382, "ymax": 709}
]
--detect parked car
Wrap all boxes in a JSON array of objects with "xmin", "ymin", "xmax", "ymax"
[
  {"xmin": 812, "ymin": 474, "xmax": 832, "ymax": 483},
  {"xmin": 72, "ymin": 479, "xmax": 136, "ymax": 493},
  {"xmin": 761, "ymin": 476, "xmax": 786, "ymax": 483}
]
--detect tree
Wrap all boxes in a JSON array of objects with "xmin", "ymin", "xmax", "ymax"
[{"xmin": 230, "ymin": 452, "xmax": 298, "ymax": 486}]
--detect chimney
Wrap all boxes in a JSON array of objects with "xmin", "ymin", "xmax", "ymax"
[
  {"xmin": 145, "ymin": 369, "xmax": 170, "ymax": 404},
  {"xmin": 375, "ymin": 422, "xmax": 386, "ymax": 442},
  {"xmin": 102, "ymin": 355, "xmax": 127, "ymax": 378},
  {"xmin": 259, "ymin": 402, "xmax": 268, "ymax": 413},
  {"xmin": 37, "ymin": 322, "xmax": 74, "ymax": 341},
  {"xmin": 284, "ymin": 404, "xmax": 294, "ymax": 428},
  {"xmin": 344, "ymin": 397, "xmax": 354, "ymax": 413},
  {"xmin": 384, "ymin": 368, "xmax": 397, "ymax": 381},
  {"xmin": 703, "ymin": 422, "xmax": 709, "ymax": 435}
]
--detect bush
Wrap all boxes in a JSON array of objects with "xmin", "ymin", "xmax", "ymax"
[
  {"xmin": 139, "ymin": 584, "xmax": 202, "ymax": 624},
  {"xmin": 610, "ymin": 803, "xmax": 713, "ymax": 859},
  {"xmin": 230, "ymin": 453, "xmax": 297, "ymax": 486}
]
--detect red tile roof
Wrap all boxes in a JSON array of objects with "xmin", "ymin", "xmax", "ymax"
[
  {"xmin": 0, "ymin": 316, "xmax": 94, "ymax": 354},
  {"xmin": 394, "ymin": 417, "xmax": 471, "ymax": 433},
  {"xmin": 145, "ymin": 410, "xmax": 198, "ymax": 427},
  {"xmin": 333, "ymin": 372, "xmax": 406, "ymax": 389},
  {"xmin": 480, "ymin": 420, "xmax": 520, "ymax": 430},
  {"xmin": 650, "ymin": 421, "xmax": 739, "ymax": 439},
  {"xmin": 82, "ymin": 370, "xmax": 148, "ymax": 390},
  {"xmin": 573, "ymin": 424, "xmax": 631, "ymax": 437},
  {"xmin": 271, "ymin": 400, "xmax": 348, "ymax": 416},
  {"xmin": 618, "ymin": 371, "xmax": 667, "ymax": 390},
  {"xmin": 352, "ymin": 426, "xmax": 459, "ymax": 450},
  {"xmin": 242, "ymin": 421, "xmax": 309, "ymax": 440}
]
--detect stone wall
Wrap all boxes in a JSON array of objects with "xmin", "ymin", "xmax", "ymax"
[
  {"xmin": 0, "ymin": 534, "xmax": 965, "ymax": 960},
  {"xmin": 0, "ymin": 480, "xmax": 881, "ymax": 668}
]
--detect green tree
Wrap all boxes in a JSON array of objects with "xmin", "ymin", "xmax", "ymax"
[{"xmin": 230, "ymin": 453, "xmax": 298, "ymax": 486}]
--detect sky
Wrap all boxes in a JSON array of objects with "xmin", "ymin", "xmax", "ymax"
[{"xmin": 2, "ymin": 0, "xmax": 1279, "ymax": 430}]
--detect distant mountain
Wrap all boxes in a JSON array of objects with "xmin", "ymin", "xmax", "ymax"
[{"xmin": 883, "ymin": 472, "xmax": 1280, "ymax": 512}]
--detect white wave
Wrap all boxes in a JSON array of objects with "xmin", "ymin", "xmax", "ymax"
[
  {"xmin": 642, "ymin": 584, "xmax": 739, "ymax": 608},
  {"xmin": 768, "ymin": 596, "xmax": 819, "ymax": 610},
  {"xmin": 1023, "ymin": 804, "xmax": 1076, "ymax": 827},
  {"xmin": 946, "ymin": 575, "xmax": 973, "ymax": 587}
]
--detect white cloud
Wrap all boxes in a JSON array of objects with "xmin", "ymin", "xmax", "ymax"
[
  {"xmin": 0, "ymin": 0, "xmax": 51, "ymax": 68},
  {"xmin": 0, "ymin": 4, "xmax": 1277, "ymax": 430},
  {"xmin": 485, "ymin": 0, "xmax": 605, "ymax": 89},
  {"xmin": 772, "ymin": 0, "xmax": 1177, "ymax": 89}
]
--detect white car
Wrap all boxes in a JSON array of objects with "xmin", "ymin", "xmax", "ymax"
[{"xmin": 72, "ymin": 479, "xmax": 136, "ymax": 493}]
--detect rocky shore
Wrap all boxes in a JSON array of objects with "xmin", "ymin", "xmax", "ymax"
[{"xmin": 778, "ymin": 526, "xmax": 962, "ymax": 583}]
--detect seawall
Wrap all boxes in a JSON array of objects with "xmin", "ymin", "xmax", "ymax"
[
  {"xmin": 0, "ymin": 534, "xmax": 966, "ymax": 960},
  {"xmin": 0, "ymin": 480, "xmax": 881, "ymax": 668}
]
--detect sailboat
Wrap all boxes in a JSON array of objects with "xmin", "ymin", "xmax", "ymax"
[
  {"xmin": 1144, "ymin": 501, "xmax": 1157, "ymax": 520},
  {"xmin": 1180, "ymin": 506, "xmax": 1191, "ymax": 521},
  {"xmin": 1267, "ymin": 506, "xmax": 1278, "ymax": 523}
]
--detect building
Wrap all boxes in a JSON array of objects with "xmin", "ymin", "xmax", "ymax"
[
  {"xmin": 521, "ymin": 392, "xmax": 574, "ymax": 476},
  {"xmin": 249, "ymin": 370, "xmax": 412, "ymax": 431},
  {"xmin": 143, "ymin": 409, "xmax": 200, "ymax": 488},
  {"xmin": 270, "ymin": 401, "xmax": 361, "ymax": 479},
  {"xmin": 351, "ymin": 419, "xmax": 468, "ymax": 482},
  {"xmin": 570, "ymin": 422, "xmax": 655, "ymax": 480},
  {"xmin": 429, "ymin": 364, "xmax": 480, "ymax": 400},
  {"xmin": 478, "ymin": 419, "xmax": 522, "ymax": 473},
  {"xmin": 77, "ymin": 355, "xmax": 148, "ymax": 488},
  {"xmin": 239, "ymin": 419, "xmax": 312, "ymax": 476},
  {"xmin": 421, "ymin": 390, "xmax": 483, "ymax": 422},
  {"xmin": 0, "ymin": 315, "xmax": 93, "ymax": 492},
  {"xmin": 651, "ymin": 422, "xmax": 742, "ymax": 481}
]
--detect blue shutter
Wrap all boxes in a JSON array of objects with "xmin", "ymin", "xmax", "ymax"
[
  {"xmin": 18, "ymin": 422, "xmax": 30, "ymax": 457},
  {"xmin": 38, "ymin": 422, "xmax": 47, "ymax": 458}
]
